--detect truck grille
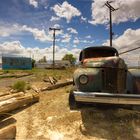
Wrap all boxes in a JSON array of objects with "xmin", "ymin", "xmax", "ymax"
[{"xmin": 102, "ymin": 68, "xmax": 126, "ymax": 93}]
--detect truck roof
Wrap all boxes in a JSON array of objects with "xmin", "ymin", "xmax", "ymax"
[{"xmin": 79, "ymin": 46, "xmax": 119, "ymax": 61}]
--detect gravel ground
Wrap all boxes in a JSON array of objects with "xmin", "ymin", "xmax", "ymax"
[
  {"xmin": 13, "ymin": 87, "xmax": 140, "ymax": 140},
  {"xmin": 0, "ymin": 72, "xmax": 140, "ymax": 140}
]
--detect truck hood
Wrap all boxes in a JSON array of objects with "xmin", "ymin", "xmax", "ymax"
[{"xmin": 83, "ymin": 56, "xmax": 127, "ymax": 69}]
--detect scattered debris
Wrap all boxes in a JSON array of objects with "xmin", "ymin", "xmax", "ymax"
[
  {"xmin": 31, "ymin": 85, "xmax": 40, "ymax": 93},
  {"xmin": 0, "ymin": 124, "xmax": 16, "ymax": 139},
  {"xmin": 0, "ymin": 73, "xmax": 33, "ymax": 79},
  {"xmin": 41, "ymin": 80, "xmax": 73, "ymax": 91},
  {"xmin": 0, "ymin": 72, "xmax": 5, "ymax": 75},
  {"xmin": 48, "ymin": 76, "xmax": 57, "ymax": 85},
  {"xmin": 0, "ymin": 118, "xmax": 16, "ymax": 140},
  {"xmin": 0, "ymin": 92, "xmax": 10, "ymax": 97},
  {"xmin": 0, "ymin": 92, "xmax": 25, "ymax": 102},
  {"xmin": 15, "ymin": 73, "xmax": 33, "ymax": 78},
  {"xmin": 43, "ymin": 76, "xmax": 58, "ymax": 85},
  {"xmin": 43, "ymin": 78, "xmax": 50, "ymax": 83},
  {"xmin": 0, "ymin": 92, "xmax": 39, "ymax": 114}
]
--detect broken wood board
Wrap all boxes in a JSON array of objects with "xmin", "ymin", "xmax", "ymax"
[
  {"xmin": 0, "ymin": 93, "xmax": 39, "ymax": 114},
  {"xmin": 0, "ymin": 73, "xmax": 33, "ymax": 79},
  {"xmin": 31, "ymin": 85, "xmax": 40, "ymax": 93},
  {"xmin": 0, "ymin": 124, "xmax": 16, "ymax": 139},
  {"xmin": 48, "ymin": 76, "xmax": 56, "ymax": 85},
  {"xmin": 41, "ymin": 80, "xmax": 73, "ymax": 91},
  {"xmin": 0, "ymin": 92, "xmax": 25, "ymax": 102},
  {"xmin": 15, "ymin": 73, "xmax": 33, "ymax": 78},
  {"xmin": 0, "ymin": 72, "xmax": 4, "ymax": 75},
  {"xmin": 43, "ymin": 79, "xmax": 50, "ymax": 83},
  {"xmin": 0, "ymin": 117, "xmax": 16, "ymax": 139},
  {"xmin": 0, "ymin": 92, "xmax": 10, "ymax": 97},
  {"xmin": 0, "ymin": 117, "xmax": 16, "ymax": 129},
  {"xmin": 43, "ymin": 76, "xmax": 57, "ymax": 84}
]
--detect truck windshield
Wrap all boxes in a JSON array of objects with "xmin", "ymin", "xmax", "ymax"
[{"xmin": 84, "ymin": 49, "xmax": 117, "ymax": 58}]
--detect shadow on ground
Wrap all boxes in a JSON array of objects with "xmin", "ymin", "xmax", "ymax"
[{"xmin": 80, "ymin": 107, "xmax": 140, "ymax": 140}]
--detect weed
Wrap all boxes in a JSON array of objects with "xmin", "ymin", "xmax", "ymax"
[
  {"xmin": 3, "ymin": 70, "xmax": 9, "ymax": 74},
  {"xmin": 26, "ymin": 84, "xmax": 31, "ymax": 90},
  {"xmin": 12, "ymin": 81, "xmax": 26, "ymax": 92}
]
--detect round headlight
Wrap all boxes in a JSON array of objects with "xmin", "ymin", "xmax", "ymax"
[{"xmin": 79, "ymin": 75, "xmax": 88, "ymax": 84}]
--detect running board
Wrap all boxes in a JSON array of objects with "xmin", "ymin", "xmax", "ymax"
[{"xmin": 73, "ymin": 91, "xmax": 140, "ymax": 105}]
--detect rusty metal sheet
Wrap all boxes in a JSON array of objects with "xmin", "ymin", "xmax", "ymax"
[
  {"xmin": 128, "ymin": 69, "xmax": 140, "ymax": 94},
  {"xmin": 83, "ymin": 56, "xmax": 127, "ymax": 69}
]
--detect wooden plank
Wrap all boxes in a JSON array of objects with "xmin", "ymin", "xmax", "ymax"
[
  {"xmin": 0, "ymin": 92, "xmax": 25, "ymax": 102},
  {"xmin": 0, "ymin": 117, "xmax": 16, "ymax": 139},
  {"xmin": 43, "ymin": 78, "xmax": 50, "ymax": 83},
  {"xmin": 0, "ymin": 117, "xmax": 16, "ymax": 129},
  {"xmin": 48, "ymin": 76, "xmax": 56, "ymax": 85},
  {"xmin": 0, "ymin": 92, "xmax": 10, "ymax": 98},
  {"xmin": 15, "ymin": 73, "xmax": 33, "ymax": 78},
  {"xmin": 0, "ymin": 73, "xmax": 32, "ymax": 79},
  {"xmin": 0, "ymin": 93, "xmax": 39, "ymax": 114},
  {"xmin": 41, "ymin": 80, "xmax": 73, "ymax": 91},
  {"xmin": 0, "ymin": 124, "xmax": 16, "ymax": 139},
  {"xmin": 31, "ymin": 86, "xmax": 40, "ymax": 93},
  {"xmin": 44, "ymin": 77, "xmax": 57, "ymax": 84}
]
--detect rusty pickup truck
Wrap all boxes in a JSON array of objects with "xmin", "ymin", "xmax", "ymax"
[{"xmin": 69, "ymin": 46, "xmax": 140, "ymax": 109}]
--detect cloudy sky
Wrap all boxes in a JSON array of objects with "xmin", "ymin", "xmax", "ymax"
[{"xmin": 0, "ymin": 0, "xmax": 140, "ymax": 66}]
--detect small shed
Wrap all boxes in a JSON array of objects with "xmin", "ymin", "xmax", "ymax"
[
  {"xmin": 2, "ymin": 56, "xmax": 32, "ymax": 70},
  {"xmin": 35, "ymin": 60, "xmax": 71, "ymax": 69}
]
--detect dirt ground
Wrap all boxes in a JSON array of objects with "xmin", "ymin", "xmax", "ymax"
[
  {"xmin": 1, "ymin": 70, "xmax": 140, "ymax": 140},
  {"xmin": 13, "ymin": 87, "xmax": 140, "ymax": 140}
]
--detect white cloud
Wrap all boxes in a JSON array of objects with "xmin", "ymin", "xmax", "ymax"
[
  {"xmin": 53, "ymin": 24, "xmax": 61, "ymax": 29},
  {"xmin": 81, "ymin": 16, "xmax": 87, "ymax": 22},
  {"xmin": 67, "ymin": 27, "xmax": 78, "ymax": 34},
  {"xmin": 73, "ymin": 37, "xmax": 80, "ymax": 44},
  {"xmin": 0, "ymin": 41, "xmax": 81, "ymax": 62},
  {"xmin": 90, "ymin": 0, "xmax": 140, "ymax": 25},
  {"xmin": 0, "ymin": 23, "xmax": 53, "ymax": 42},
  {"xmin": 103, "ymin": 28, "xmax": 140, "ymax": 66},
  {"xmin": 29, "ymin": 0, "xmax": 38, "ymax": 8},
  {"xmin": 73, "ymin": 45, "xmax": 77, "ymax": 48},
  {"xmin": 61, "ymin": 34, "xmax": 71, "ymax": 43},
  {"xmin": 70, "ymin": 48, "xmax": 81, "ymax": 59},
  {"xmin": 85, "ymin": 35, "xmax": 91, "ymax": 39},
  {"xmin": 52, "ymin": 1, "xmax": 81, "ymax": 23},
  {"xmin": 22, "ymin": 25, "xmax": 52, "ymax": 42},
  {"xmin": 81, "ymin": 40, "xmax": 95, "ymax": 44},
  {"xmin": 0, "ymin": 24, "xmax": 22, "ymax": 37},
  {"xmin": 50, "ymin": 16, "xmax": 61, "ymax": 21},
  {"xmin": 0, "ymin": 41, "xmax": 24, "ymax": 54},
  {"xmin": 73, "ymin": 37, "xmax": 94, "ymax": 45}
]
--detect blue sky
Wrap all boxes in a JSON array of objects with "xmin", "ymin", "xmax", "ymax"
[{"xmin": 0, "ymin": 0, "xmax": 140, "ymax": 65}]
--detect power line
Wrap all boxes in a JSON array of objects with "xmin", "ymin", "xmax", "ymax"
[
  {"xmin": 105, "ymin": 1, "xmax": 119, "ymax": 47},
  {"xmin": 119, "ymin": 46, "xmax": 140, "ymax": 55},
  {"xmin": 49, "ymin": 27, "xmax": 61, "ymax": 69}
]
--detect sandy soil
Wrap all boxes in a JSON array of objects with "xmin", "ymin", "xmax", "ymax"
[
  {"xmin": 12, "ymin": 87, "xmax": 140, "ymax": 140},
  {"xmin": 0, "ymin": 73, "xmax": 140, "ymax": 140}
]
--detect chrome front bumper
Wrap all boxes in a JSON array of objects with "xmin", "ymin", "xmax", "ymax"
[{"xmin": 73, "ymin": 91, "xmax": 140, "ymax": 105}]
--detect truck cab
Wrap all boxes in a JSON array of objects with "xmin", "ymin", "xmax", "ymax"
[{"xmin": 69, "ymin": 46, "xmax": 140, "ymax": 109}]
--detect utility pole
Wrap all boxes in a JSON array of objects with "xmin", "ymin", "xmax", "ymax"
[
  {"xmin": 49, "ymin": 27, "xmax": 60, "ymax": 69},
  {"xmin": 105, "ymin": 1, "xmax": 118, "ymax": 47},
  {"xmin": 138, "ymin": 56, "xmax": 140, "ymax": 68}
]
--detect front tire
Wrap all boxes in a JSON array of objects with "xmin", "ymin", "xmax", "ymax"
[{"xmin": 69, "ymin": 91, "xmax": 77, "ymax": 110}]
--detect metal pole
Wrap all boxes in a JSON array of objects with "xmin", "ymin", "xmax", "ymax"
[
  {"xmin": 53, "ymin": 30, "xmax": 55, "ymax": 69},
  {"xmin": 49, "ymin": 27, "xmax": 60, "ymax": 69},
  {"xmin": 105, "ymin": 1, "xmax": 118, "ymax": 47},
  {"xmin": 138, "ymin": 56, "xmax": 140, "ymax": 68},
  {"xmin": 109, "ymin": 8, "xmax": 112, "ymax": 46}
]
